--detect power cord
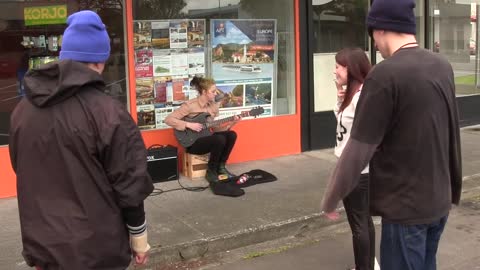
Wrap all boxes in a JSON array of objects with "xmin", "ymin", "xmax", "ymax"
[{"xmin": 149, "ymin": 178, "xmax": 209, "ymax": 197}]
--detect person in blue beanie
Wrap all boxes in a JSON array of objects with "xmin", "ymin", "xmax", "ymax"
[
  {"xmin": 321, "ymin": 0, "xmax": 462, "ymax": 270},
  {"xmin": 9, "ymin": 10, "xmax": 154, "ymax": 270}
]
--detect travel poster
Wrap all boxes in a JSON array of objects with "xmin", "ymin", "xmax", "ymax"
[{"xmin": 211, "ymin": 19, "xmax": 276, "ymax": 82}]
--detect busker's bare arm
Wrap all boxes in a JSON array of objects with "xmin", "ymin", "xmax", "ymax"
[{"xmin": 321, "ymin": 138, "xmax": 378, "ymax": 213}]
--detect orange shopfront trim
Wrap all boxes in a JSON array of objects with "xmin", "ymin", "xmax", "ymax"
[{"xmin": 0, "ymin": 0, "xmax": 301, "ymax": 198}]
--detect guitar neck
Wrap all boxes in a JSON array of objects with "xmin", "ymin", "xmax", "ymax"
[{"xmin": 205, "ymin": 113, "xmax": 246, "ymax": 128}]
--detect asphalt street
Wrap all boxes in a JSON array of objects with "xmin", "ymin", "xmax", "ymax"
[{"xmin": 196, "ymin": 196, "xmax": 480, "ymax": 270}]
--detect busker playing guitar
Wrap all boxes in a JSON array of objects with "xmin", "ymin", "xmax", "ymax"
[{"xmin": 165, "ymin": 76, "xmax": 241, "ymax": 184}]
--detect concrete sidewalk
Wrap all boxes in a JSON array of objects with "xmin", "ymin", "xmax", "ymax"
[{"xmin": 1, "ymin": 127, "xmax": 480, "ymax": 270}]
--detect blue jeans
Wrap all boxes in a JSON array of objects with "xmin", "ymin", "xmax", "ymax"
[{"xmin": 380, "ymin": 215, "xmax": 448, "ymax": 270}]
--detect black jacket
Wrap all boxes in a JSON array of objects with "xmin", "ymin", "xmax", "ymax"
[{"xmin": 9, "ymin": 60, "xmax": 154, "ymax": 269}]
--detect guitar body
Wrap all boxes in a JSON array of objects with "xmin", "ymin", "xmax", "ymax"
[
  {"xmin": 173, "ymin": 107, "xmax": 264, "ymax": 148},
  {"xmin": 174, "ymin": 113, "xmax": 213, "ymax": 148}
]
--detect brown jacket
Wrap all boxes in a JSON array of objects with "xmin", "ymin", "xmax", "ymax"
[{"xmin": 9, "ymin": 60, "xmax": 154, "ymax": 270}]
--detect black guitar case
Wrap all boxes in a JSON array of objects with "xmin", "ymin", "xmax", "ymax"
[{"xmin": 227, "ymin": 169, "xmax": 278, "ymax": 188}]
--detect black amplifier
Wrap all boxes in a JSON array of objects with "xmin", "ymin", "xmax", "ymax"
[{"xmin": 146, "ymin": 144, "xmax": 179, "ymax": 183}]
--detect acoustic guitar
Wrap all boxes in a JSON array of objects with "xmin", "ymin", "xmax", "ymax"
[{"xmin": 174, "ymin": 106, "xmax": 264, "ymax": 147}]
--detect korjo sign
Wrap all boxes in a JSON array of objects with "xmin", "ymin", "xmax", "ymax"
[{"xmin": 24, "ymin": 5, "xmax": 67, "ymax": 26}]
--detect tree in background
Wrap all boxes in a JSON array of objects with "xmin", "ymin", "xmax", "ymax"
[{"xmin": 134, "ymin": 0, "xmax": 187, "ymax": 20}]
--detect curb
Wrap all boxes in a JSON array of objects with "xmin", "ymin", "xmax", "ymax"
[
  {"xmin": 145, "ymin": 210, "xmax": 347, "ymax": 267},
  {"xmin": 139, "ymin": 173, "xmax": 480, "ymax": 268}
]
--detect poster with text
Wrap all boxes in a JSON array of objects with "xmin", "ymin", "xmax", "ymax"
[
  {"xmin": 134, "ymin": 49, "xmax": 153, "ymax": 78},
  {"xmin": 153, "ymin": 49, "xmax": 172, "ymax": 76},
  {"xmin": 170, "ymin": 51, "xmax": 189, "ymax": 75},
  {"xmin": 155, "ymin": 107, "xmax": 175, "ymax": 129},
  {"xmin": 133, "ymin": 19, "xmax": 207, "ymax": 131},
  {"xmin": 211, "ymin": 19, "xmax": 276, "ymax": 83},
  {"xmin": 169, "ymin": 20, "xmax": 188, "ymax": 49},
  {"xmin": 188, "ymin": 48, "xmax": 205, "ymax": 74}
]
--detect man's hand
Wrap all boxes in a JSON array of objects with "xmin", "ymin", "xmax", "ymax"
[
  {"xmin": 186, "ymin": 122, "xmax": 203, "ymax": 132},
  {"xmin": 324, "ymin": 211, "xmax": 340, "ymax": 221},
  {"xmin": 134, "ymin": 251, "xmax": 149, "ymax": 266}
]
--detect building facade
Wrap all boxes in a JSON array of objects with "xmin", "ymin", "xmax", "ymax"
[{"xmin": 0, "ymin": 0, "xmax": 479, "ymax": 198}]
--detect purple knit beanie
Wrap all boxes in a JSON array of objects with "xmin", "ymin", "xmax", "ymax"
[
  {"xmin": 367, "ymin": 0, "xmax": 416, "ymax": 35},
  {"xmin": 60, "ymin": 10, "xmax": 110, "ymax": 63}
]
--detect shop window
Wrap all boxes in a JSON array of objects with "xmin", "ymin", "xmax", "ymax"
[
  {"xmin": 429, "ymin": 0, "xmax": 480, "ymax": 96},
  {"xmin": 0, "ymin": 1, "xmax": 128, "ymax": 146},
  {"xmin": 132, "ymin": 0, "xmax": 296, "ymax": 130},
  {"xmin": 311, "ymin": 0, "xmax": 369, "ymax": 112}
]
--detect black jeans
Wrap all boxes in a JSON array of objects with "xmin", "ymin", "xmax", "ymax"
[
  {"xmin": 186, "ymin": 130, "xmax": 237, "ymax": 170},
  {"xmin": 342, "ymin": 173, "xmax": 375, "ymax": 270}
]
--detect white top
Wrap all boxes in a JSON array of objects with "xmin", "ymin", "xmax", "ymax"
[{"xmin": 334, "ymin": 88, "xmax": 369, "ymax": 174}]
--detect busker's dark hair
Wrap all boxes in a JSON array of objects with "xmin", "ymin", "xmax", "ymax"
[
  {"xmin": 335, "ymin": 48, "xmax": 372, "ymax": 112},
  {"xmin": 190, "ymin": 76, "xmax": 216, "ymax": 94}
]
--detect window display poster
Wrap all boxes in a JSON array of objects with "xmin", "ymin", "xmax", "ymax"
[
  {"xmin": 154, "ymin": 80, "xmax": 167, "ymax": 103},
  {"xmin": 216, "ymin": 84, "xmax": 244, "ymax": 108},
  {"xmin": 170, "ymin": 52, "xmax": 188, "ymax": 75},
  {"xmin": 188, "ymin": 20, "xmax": 205, "ymax": 48},
  {"xmin": 135, "ymin": 49, "xmax": 153, "ymax": 78},
  {"xmin": 171, "ymin": 77, "xmax": 190, "ymax": 103},
  {"xmin": 153, "ymin": 50, "xmax": 172, "ymax": 77},
  {"xmin": 188, "ymin": 48, "xmax": 205, "ymax": 74},
  {"xmin": 133, "ymin": 19, "xmax": 207, "ymax": 130},
  {"xmin": 151, "ymin": 21, "xmax": 170, "ymax": 49},
  {"xmin": 169, "ymin": 20, "xmax": 188, "ymax": 49},
  {"xmin": 215, "ymin": 79, "xmax": 272, "ymax": 118},
  {"xmin": 211, "ymin": 19, "xmax": 276, "ymax": 80},
  {"xmin": 133, "ymin": 21, "xmax": 152, "ymax": 49},
  {"xmin": 155, "ymin": 107, "xmax": 175, "ymax": 129},
  {"xmin": 217, "ymin": 105, "xmax": 272, "ymax": 120},
  {"xmin": 137, "ymin": 105, "xmax": 156, "ymax": 130},
  {"xmin": 135, "ymin": 78, "xmax": 154, "ymax": 105}
]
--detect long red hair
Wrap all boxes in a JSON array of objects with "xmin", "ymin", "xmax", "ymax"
[{"xmin": 335, "ymin": 48, "xmax": 372, "ymax": 112}]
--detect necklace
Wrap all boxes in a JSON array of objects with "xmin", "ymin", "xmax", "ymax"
[{"xmin": 394, "ymin": 42, "xmax": 418, "ymax": 54}]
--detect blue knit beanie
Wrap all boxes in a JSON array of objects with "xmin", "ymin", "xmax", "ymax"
[
  {"xmin": 367, "ymin": 0, "xmax": 416, "ymax": 35},
  {"xmin": 59, "ymin": 10, "xmax": 110, "ymax": 63}
]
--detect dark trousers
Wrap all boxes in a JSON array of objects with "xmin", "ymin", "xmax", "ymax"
[
  {"xmin": 187, "ymin": 130, "xmax": 237, "ymax": 170},
  {"xmin": 380, "ymin": 215, "xmax": 448, "ymax": 270},
  {"xmin": 342, "ymin": 173, "xmax": 375, "ymax": 270}
]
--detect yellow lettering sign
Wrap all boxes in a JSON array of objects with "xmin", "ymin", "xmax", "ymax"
[{"xmin": 24, "ymin": 5, "xmax": 67, "ymax": 26}]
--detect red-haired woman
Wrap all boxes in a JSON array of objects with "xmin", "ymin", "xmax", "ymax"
[{"xmin": 328, "ymin": 47, "xmax": 375, "ymax": 270}]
